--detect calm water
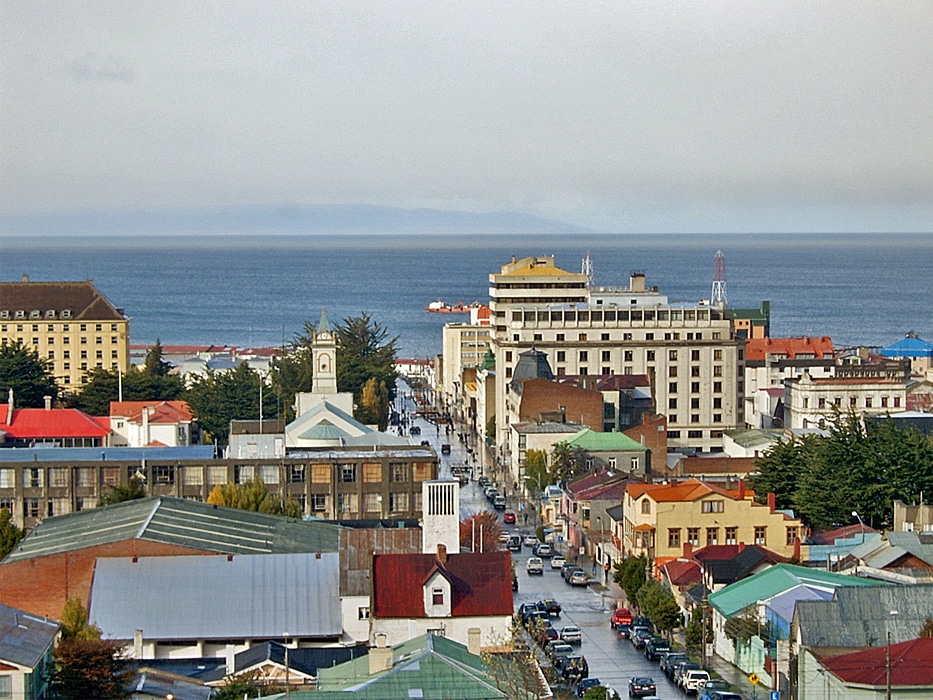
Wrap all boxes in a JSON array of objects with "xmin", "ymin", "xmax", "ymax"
[{"xmin": 1, "ymin": 233, "xmax": 931, "ymax": 358}]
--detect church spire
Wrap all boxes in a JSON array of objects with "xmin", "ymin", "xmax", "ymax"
[{"xmin": 312, "ymin": 307, "xmax": 338, "ymax": 396}]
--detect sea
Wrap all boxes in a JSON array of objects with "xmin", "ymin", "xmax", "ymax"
[{"xmin": 1, "ymin": 233, "xmax": 931, "ymax": 360}]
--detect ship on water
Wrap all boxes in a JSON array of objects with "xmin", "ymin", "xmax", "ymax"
[{"xmin": 424, "ymin": 300, "xmax": 480, "ymax": 313}]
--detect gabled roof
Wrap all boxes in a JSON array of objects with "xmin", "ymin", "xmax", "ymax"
[
  {"xmin": 3, "ymin": 496, "xmax": 340, "ymax": 563},
  {"xmin": 660, "ymin": 558, "xmax": 702, "ymax": 588},
  {"xmin": 880, "ymin": 335, "xmax": 933, "ymax": 358},
  {"xmin": 314, "ymin": 633, "xmax": 519, "ymax": 699},
  {"xmin": 626, "ymin": 478, "xmax": 739, "ymax": 504},
  {"xmin": 230, "ymin": 640, "xmax": 367, "ymax": 679},
  {"xmin": 126, "ymin": 669, "xmax": 213, "ymax": 700},
  {"xmin": 0, "ymin": 603, "xmax": 60, "ymax": 668},
  {"xmin": 572, "ymin": 479, "xmax": 629, "ymax": 503},
  {"xmin": 564, "ymin": 427, "xmax": 646, "ymax": 453},
  {"xmin": 702, "ymin": 546, "xmax": 787, "ymax": 585},
  {"xmin": 564, "ymin": 470, "xmax": 628, "ymax": 499},
  {"xmin": 110, "ymin": 400, "xmax": 194, "ymax": 423},
  {"xmin": 708, "ymin": 563, "xmax": 887, "ymax": 618},
  {"xmin": 745, "ymin": 337, "xmax": 833, "ymax": 362},
  {"xmin": 605, "ymin": 504, "xmax": 624, "ymax": 522},
  {"xmin": 0, "ymin": 280, "xmax": 126, "ymax": 321},
  {"xmin": 808, "ymin": 523, "xmax": 879, "ymax": 546},
  {"xmin": 0, "ymin": 405, "xmax": 111, "ymax": 439},
  {"xmin": 821, "ymin": 637, "xmax": 933, "ymax": 687},
  {"xmin": 90, "ymin": 553, "xmax": 341, "ymax": 641},
  {"xmin": 372, "ymin": 551, "xmax": 512, "ymax": 619},
  {"xmin": 796, "ymin": 583, "xmax": 933, "ymax": 648}
]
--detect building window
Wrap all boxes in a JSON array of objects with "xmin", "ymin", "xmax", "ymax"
[
  {"xmin": 691, "ymin": 414, "xmax": 700, "ymax": 423},
  {"xmin": 23, "ymin": 498, "xmax": 40, "ymax": 518},
  {"xmin": 183, "ymin": 467, "xmax": 203, "ymax": 486},
  {"xmin": 391, "ymin": 463, "xmax": 408, "ymax": 482},
  {"xmin": 669, "ymin": 398, "xmax": 677, "ymax": 409},
  {"xmin": 602, "ymin": 350, "xmax": 611, "ymax": 362},
  {"xmin": 713, "ymin": 397, "xmax": 722, "ymax": 409},
  {"xmin": 363, "ymin": 462, "xmax": 382, "ymax": 483},
  {"xmin": 153, "ymin": 465, "xmax": 175, "ymax": 484},
  {"xmin": 358, "ymin": 607, "xmax": 370, "ymax": 620},
  {"xmin": 881, "ymin": 396, "xmax": 888, "ymax": 407},
  {"xmin": 668, "ymin": 528, "xmax": 681, "ymax": 548},
  {"xmin": 692, "ymin": 382, "xmax": 700, "ymax": 393},
  {"xmin": 691, "ymin": 365, "xmax": 700, "ymax": 377},
  {"xmin": 432, "ymin": 588, "xmax": 444, "ymax": 606},
  {"xmin": 691, "ymin": 398, "xmax": 700, "ymax": 409},
  {"xmin": 894, "ymin": 397, "xmax": 901, "ymax": 407},
  {"xmin": 579, "ymin": 351, "xmax": 588, "ymax": 362},
  {"xmin": 556, "ymin": 333, "xmax": 565, "ymax": 341},
  {"xmin": 850, "ymin": 396, "xmax": 858, "ymax": 407},
  {"xmin": 340, "ymin": 464, "xmax": 357, "ymax": 483},
  {"xmin": 630, "ymin": 457, "xmax": 639, "ymax": 471},
  {"xmin": 601, "ymin": 333, "xmax": 610, "ymax": 341},
  {"xmin": 786, "ymin": 527, "xmax": 799, "ymax": 545},
  {"xmin": 389, "ymin": 492, "xmax": 409, "ymax": 513},
  {"xmin": 692, "ymin": 350, "xmax": 701, "ymax": 361},
  {"xmin": 311, "ymin": 494, "xmax": 327, "ymax": 512},
  {"xmin": 714, "ymin": 349, "xmax": 722, "ymax": 361},
  {"xmin": 234, "ymin": 465, "xmax": 254, "ymax": 484},
  {"xmin": 669, "ymin": 382, "xmax": 678, "ymax": 393},
  {"xmin": 578, "ymin": 333, "xmax": 587, "ymax": 341},
  {"xmin": 725, "ymin": 526, "xmax": 737, "ymax": 545},
  {"xmin": 646, "ymin": 350, "xmax": 655, "ymax": 361},
  {"xmin": 258, "ymin": 465, "xmax": 278, "ymax": 484},
  {"xmin": 207, "ymin": 465, "xmax": 227, "ymax": 485},
  {"xmin": 289, "ymin": 464, "xmax": 305, "ymax": 483},
  {"xmin": 865, "ymin": 397, "xmax": 872, "ymax": 408},
  {"xmin": 754, "ymin": 526, "xmax": 767, "ymax": 545},
  {"xmin": 0, "ymin": 675, "xmax": 13, "ymax": 699},
  {"xmin": 0, "ymin": 469, "xmax": 14, "ymax": 488},
  {"xmin": 557, "ymin": 351, "xmax": 566, "ymax": 362},
  {"xmin": 688, "ymin": 429, "xmax": 703, "ymax": 439},
  {"xmin": 701, "ymin": 500, "xmax": 724, "ymax": 513},
  {"xmin": 668, "ymin": 366, "xmax": 677, "ymax": 377},
  {"xmin": 713, "ymin": 365, "xmax": 722, "ymax": 377},
  {"xmin": 23, "ymin": 468, "xmax": 43, "ymax": 488},
  {"xmin": 50, "ymin": 468, "xmax": 69, "ymax": 488},
  {"xmin": 706, "ymin": 527, "xmax": 719, "ymax": 546},
  {"xmin": 687, "ymin": 528, "xmax": 700, "ymax": 546},
  {"xmin": 337, "ymin": 493, "xmax": 357, "ymax": 514},
  {"xmin": 669, "ymin": 414, "xmax": 678, "ymax": 424},
  {"xmin": 624, "ymin": 350, "xmax": 633, "ymax": 362},
  {"xmin": 641, "ymin": 498, "xmax": 651, "ymax": 514},
  {"xmin": 102, "ymin": 467, "xmax": 121, "ymax": 486},
  {"xmin": 669, "ymin": 350, "xmax": 678, "ymax": 361},
  {"xmin": 713, "ymin": 381, "xmax": 722, "ymax": 393}
]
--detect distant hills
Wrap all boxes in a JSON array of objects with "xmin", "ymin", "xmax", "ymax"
[{"xmin": 0, "ymin": 203, "xmax": 593, "ymax": 236}]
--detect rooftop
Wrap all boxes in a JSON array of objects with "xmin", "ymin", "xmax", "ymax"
[{"xmin": 0, "ymin": 603, "xmax": 61, "ymax": 668}]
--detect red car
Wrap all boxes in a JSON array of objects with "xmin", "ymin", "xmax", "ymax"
[
  {"xmin": 502, "ymin": 510, "xmax": 516, "ymax": 524},
  {"xmin": 611, "ymin": 607, "xmax": 633, "ymax": 630}
]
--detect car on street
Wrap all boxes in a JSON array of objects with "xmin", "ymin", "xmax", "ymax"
[
  {"xmin": 561, "ymin": 562, "xmax": 577, "ymax": 579},
  {"xmin": 631, "ymin": 628, "xmax": 653, "ymax": 649},
  {"xmin": 498, "ymin": 531, "xmax": 511, "ymax": 544},
  {"xmin": 644, "ymin": 637, "xmax": 671, "ymax": 661},
  {"xmin": 697, "ymin": 678, "xmax": 731, "ymax": 697},
  {"xmin": 684, "ymin": 669, "xmax": 711, "ymax": 695},
  {"xmin": 546, "ymin": 642, "xmax": 575, "ymax": 664},
  {"xmin": 507, "ymin": 534, "xmax": 522, "ymax": 551},
  {"xmin": 560, "ymin": 625, "xmax": 582, "ymax": 644},
  {"xmin": 410, "ymin": 425, "xmax": 421, "ymax": 434},
  {"xmin": 574, "ymin": 678, "xmax": 602, "ymax": 697},
  {"xmin": 616, "ymin": 623, "xmax": 633, "ymax": 639},
  {"xmin": 502, "ymin": 510, "xmax": 516, "ymax": 523},
  {"xmin": 570, "ymin": 569, "xmax": 589, "ymax": 586},
  {"xmin": 478, "ymin": 475, "xmax": 490, "ymax": 486},
  {"xmin": 535, "ymin": 625, "xmax": 559, "ymax": 646},
  {"xmin": 709, "ymin": 693, "xmax": 744, "ymax": 700},
  {"xmin": 493, "ymin": 495, "xmax": 507, "ymax": 510},
  {"xmin": 660, "ymin": 652, "xmax": 688, "ymax": 678},
  {"xmin": 550, "ymin": 555, "xmax": 566, "ymax": 569},
  {"xmin": 526, "ymin": 557, "xmax": 544, "ymax": 574},
  {"xmin": 440, "ymin": 443, "xmax": 451, "ymax": 454},
  {"xmin": 557, "ymin": 654, "xmax": 588, "ymax": 681},
  {"xmin": 673, "ymin": 662, "xmax": 702, "ymax": 689},
  {"xmin": 534, "ymin": 543, "xmax": 552, "ymax": 557},
  {"xmin": 611, "ymin": 607, "xmax": 633, "ymax": 630},
  {"xmin": 524, "ymin": 534, "xmax": 538, "ymax": 546},
  {"xmin": 539, "ymin": 598, "xmax": 562, "ymax": 616},
  {"xmin": 627, "ymin": 676, "xmax": 657, "ymax": 698}
]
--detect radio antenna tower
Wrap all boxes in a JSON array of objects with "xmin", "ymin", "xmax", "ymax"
[
  {"xmin": 582, "ymin": 251, "xmax": 593, "ymax": 290},
  {"xmin": 711, "ymin": 250, "xmax": 728, "ymax": 307}
]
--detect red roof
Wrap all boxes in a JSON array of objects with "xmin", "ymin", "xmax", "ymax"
[
  {"xmin": 745, "ymin": 336, "xmax": 834, "ymax": 362},
  {"xmin": 0, "ymin": 406, "xmax": 111, "ymax": 439},
  {"xmin": 110, "ymin": 401, "xmax": 194, "ymax": 424},
  {"xmin": 660, "ymin": 558, "xmax": 702, "ymax": 587},
  {"xmin": 822, "ymin": 638, "xmax": 933, "ymax": 687},
  {"xmin": 372, "ymin": 551, "xmax": 513, "ymax": 619}
]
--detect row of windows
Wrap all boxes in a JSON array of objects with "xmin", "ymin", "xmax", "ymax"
[
  {"xmin": 510, "ymin": 309, "xmax": 721, "ymax": 324},
  {"xmin": 48, "ymin": 350, "xmax": 120, "ymax": 359},
  {"xmin": 14, "ymin": 335, "xmax": 120, "ymax": 345},
  {"xmin": 0, "ymin": 322, "xmax": 121, "ymax": 332},
  {"xmin": 807, "ymin": 396, "xmax": 902, "ymax": 409},
  {"xmin": 669, "ymin": 396, "xmax": 725, "ymax": 409},
  {"xmin": 667, "ymin": 525, "xmax": 799, "ymax": 548},
  {"xmin": 667, "ymin": 430, "xmax": 725, "ymax": 440}
]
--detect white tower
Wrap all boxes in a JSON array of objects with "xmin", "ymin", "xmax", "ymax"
[
  {"xmin": 312, "ymin": 308, "xmax": 338, "ymax": 397},
  {"xmin": 711, "ymin": 250, "xmax": 728, "ymax": 307},
  {"xmin": 422, "ymin": 480, "xmax": 460, "ymax": 554}
]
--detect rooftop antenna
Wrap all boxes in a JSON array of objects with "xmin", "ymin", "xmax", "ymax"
[
  {"xmin": 582, "ymin": 252, "xmax": 593, "ymax": 290},
  {"xmin": 711, "ymin": 250, "xmax": 728, "ymax": 307}
]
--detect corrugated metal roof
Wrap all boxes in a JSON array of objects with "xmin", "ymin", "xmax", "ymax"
[
  {"xmin": 795, "ymin": 583, "xmax": 933, "ymax": 647},
  {"xmin": 0, "ymin": 445, "xmax": 216, "ymax": 463},
  {"xmin": 90, "ymin": 553, "xmax": 341, "ymax": 640},
  {"xmin": 821, "ymin": 638, "xmax": 933, "ymax": 686},
  {"xmin": 3, "ymin": 496, "xmax": 340, "ymax": 562},
  {"xmin": 0, "ymin": 603, "xmax": 60, "ymax": 668},
  {"xmin": 565, "ymin": 428, "xmax": 646, "ymax": 452}
]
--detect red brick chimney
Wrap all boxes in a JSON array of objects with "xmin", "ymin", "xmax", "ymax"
[
  {"xmin": 683, "ymin": 542, "xmax": 693, "ymax": 558},
  {"xmin": 767, "ymin": 493, "xmax": 776, "ymax": 513},
  {"xmin": 793, "ymin": 537, "xmax": 801, "ymax": 562},
  {"xmin": 737, "ymin": 480, "xmax": 746, "ymax": 500},
  {"xmin": 738, "ymin": 542, "xmax": 746, "ymax": 553},
  {"xmin": 436, "ymin": 543, "xmax": 448, "ymax": 566}
]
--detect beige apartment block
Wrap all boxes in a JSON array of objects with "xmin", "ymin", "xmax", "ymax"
[
  {"xmin": 622, "ymin": 479, "xmax": 804, "ymax": 570},
  {"xmin": 0, "ymin": 277, "xmax": 130, "ymax": 391},
  {"xmin": 488, "ymin": 256, "xmax": 745, "ymax": 456}
]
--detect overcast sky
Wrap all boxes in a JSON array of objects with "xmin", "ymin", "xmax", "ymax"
[{"xmin": 2, "ymin": 1, "xmax": 932, "ymax": 234}]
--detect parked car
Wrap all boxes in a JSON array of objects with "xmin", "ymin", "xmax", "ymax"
[
  {"xmin": 660, "ymin": 652, "xmax": 688, "ymax": 679},
  {"xmin": 507, "ymin": 534, "xmax": 522, "ymax": 551},
  {"xmin": 524, "ymin": 533, "xmax": 538, "ymax": 546},
  {"xmin": 493, "ymin": 495, "xmax": 507, "ymax": 510},
  {"xmin": 570, "ymin": 570, "xmax": 590, "ymax": 586},
  {"xmin": 644, "ymin": 637, "xmax": 671, "ymax": 661},
  {"xmin": 546, "ymin": 642, "xmax": 575, "ymax": 663},
  {"xmin": 478, "ymin": 475, "xmax": 490, "ymax": 486},
  {"xmin": 673, "ymin": 662, "xmax": 702, "ymax": 689},
  {"xmin": 697, "ymin": 678, "xmax": 731, "ymax": 696},
  {"xmin": 409, "ymin": 425, "xmax": 421, "ymax": 435},
  {"xmin": 557, "ymin": 654, "xmax": 588, "ymax": 681},
  {"xmin": 632, "ymin": 617, "xmax": 654, "ymax": 633},
  {"xmin": 534, "ymin": 543, "xmax": 552, "ymax": 558},
  {"xmin": 502, "ymin": 510, "xmax": 516, "ymax": 524},
  {"xmin": 628, "ymin": 676, "xmax": 657, "ymax": 698},
  {"xmin": 518, "ymin": 602, "xmax": 538, "ymax": 620},
  {"xmin": 684, "ymin": 670, "xmax": 711, "ymax": 695},
  {"xmin": 441, "ymin": 443, "xmax": 451, "ymax": 454},
  {"xmin": 551, "ymin": 555, "xmax": 566, "ymax": 569},
  {"xmin": 537, "ymin": 625, "xmax": 559, "ymax": 646},
  {"xmin": 631, "ymin": 627, "xmax": 653, "ymax": 649},
  {"xmin": 561, "ymin": 562, "xmax": 578, "ymax": 579},
  {"xmin": 709, "ymin": 693, "xmax": 744, "ymax": 700},
  {"xmin": 574, "ymin": 678, "xmax": 602, "ymax": 697},
  {"xmin": 565, "ymin": 566, "xmax": 586, "ymax": 584},
  {"xmin": 611, "ymin": 607, "xmax": 633, "ymax": 630},
  {"xmin": 539, "ymin": 598, "xmax": 562, "ymax": 616},
  {"xmin": 526, "ymin": 557, "xmax": 544, "ymax": 575},
  {"xmin": 616, "ymin": 623, "xmax": 633, "ymax": 639},
  {"xmin": 560, "ymin": 625, "xmax": 583, "ymax": 644}
]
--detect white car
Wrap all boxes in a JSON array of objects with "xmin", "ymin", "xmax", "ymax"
[
  {"xmin": 551, "ymin": 555, "xmax": 566, "ymax": 569},
  {"xmin": 684, "ymin": 670, "xmax": 711, "ymax": 694},
  {"xmin": 526, "ymin": 557, "xmax": 544, "ymax": 575},
  {"xmin": 524, "ymin": 534, "xmax": 538, "ymax": 546},
  {"xmin": 559, "ymin": 625, "xmax": 582, "ymax": 644}
]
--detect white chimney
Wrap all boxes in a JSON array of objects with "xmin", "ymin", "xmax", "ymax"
[{"xmin": 369, "ymin": 634, "xmax": 393, "ymax": 675}]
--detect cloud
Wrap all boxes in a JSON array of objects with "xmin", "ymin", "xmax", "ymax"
[{"xmin": 68, "ymin": 52, "xmax": 135, "ymax": 83}]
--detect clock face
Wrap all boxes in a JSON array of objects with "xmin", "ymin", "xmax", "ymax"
[{"xmin": 319, "ymin": 331, "xmax": 330, "ymax": 340}]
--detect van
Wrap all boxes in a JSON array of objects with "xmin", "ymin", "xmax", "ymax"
[{"xmin": 507, "ymin": 535, "xmax": 522, "ymax": 551}]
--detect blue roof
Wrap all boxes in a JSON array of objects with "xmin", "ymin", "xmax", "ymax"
[
  {"xmin": 880, "ymin": 335, "xmax": 933, "ymax": 358},
  {"xmin": 0, "ymin": 445, "xmax": 216, "ymax": 463}
]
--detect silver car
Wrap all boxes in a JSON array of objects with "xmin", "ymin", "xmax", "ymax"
[{"xmin": 560, "ymin": 625, "xmax": 582, "ymax": 644}]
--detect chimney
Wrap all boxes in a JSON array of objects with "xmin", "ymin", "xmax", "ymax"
[
  {"xmin": 133, "ymin": 629, "xmax": 143, "ymax": 659},
  {"xmin": 737, "ymin": 480, "xmax": 746, "ymax": 500},
  {"xmin": 436, "ymin": 543, "xmax": 448, "ymax": 566},
  {"xmin": 225, "ymin": 645, "xmax": 236, "ymax": 675},
  {"xmin": 683, "ymin": 542, "xmax": 693, "ymax": 558},
  {"xmin": 467, "ymin": 628, "xmax": 481, "ymax": 655},
  {"xmin": 738, "ymin": 542, "xmax": 746, "ymax": 553},
  {"xmin": 7, "ymin": 388, "xmax": 12, "ymax": 413},
  {"xmin": 369, "ymin": 634, "xmax": 393, "ymax": 675},
  {"xmin": 767, "ymin": 493, "xmax": 776, "ymax": 513},
  {"xmin": 793, "ymin": 536, "xmax": 801, "ymax": 562},
  {"xmin": 44, "ymin": 395, "xmax": 51, "ymax": 410}
]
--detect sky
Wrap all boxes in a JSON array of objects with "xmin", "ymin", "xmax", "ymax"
[{"xmin": 2, "ymin": 1, "xmax": 932, "ymax": 234}]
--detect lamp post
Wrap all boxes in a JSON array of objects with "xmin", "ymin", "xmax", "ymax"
[
  {"xmin": 852, "ymin": 510, "xmax": 865, "ymax": 543},
  {"xmin": 886, "ymin": 610, "xmax": 898, "ymax": 700}
]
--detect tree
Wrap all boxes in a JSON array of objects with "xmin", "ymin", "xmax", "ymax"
[
  {"xmin": 357, "ymin": 376, "xmax": 390, "ymax": 430},
  {"xmin": 460, "ymin": 511, "xmax": 502, "ymax": 553},
  {"xmin": 523, "ymin": 449, "xmax": 548, "ymax": 495},
  {"xmin": 206, "ymin": 478, "xmax": 302, "ymax": 517},
  {"xmin": 184, "ymin": 363, "xmax": 275, "ymax": 442},
  {"xmin": 60, "ymin": 597, "xmax": 102, "ymax": 640},
  {"xmin": 550, "ymin": 441, "xmax": 592, "ymax": 482},
  {"xmin": 142, "ymin": 340, "xmax": 173, "ymax": 376},
  {"xmin": 613, "ymin": 555, "xmax": 647, "ymax": 608},
  {"xmin": 213, "ymin": 670, "xmax": 266, "ymax": 699},
  {"xmin": 636, "ymin": 580, "xmax": 683, "ymax": 638},
  {"xmin": 685, "ymin": 605, "xmax": 713, "ymax": 656},
  {"xmin": 334, "ymin": 312, "xmax": 398, "ymax": 415},
  {"xmin": 49, "ymin": 638, "xmax": 129, "ymax": 699},
  {"xmin": 0, "ymin": 508, "xmax": 24, "ymax": 560},
  {"xmin": 481, "ymin": 618, "xmax": 544, "ymax": 700},
  {"xmin": 98, "ymin": 476, "xmax": 146, "ymax": 506},
  {"xmin": 0, "ymin": 339, "xmax": 59, "ymax": 407},
  {"xmin": 68, "ymin": 360, "xmax": 185, "ymax": 416}
]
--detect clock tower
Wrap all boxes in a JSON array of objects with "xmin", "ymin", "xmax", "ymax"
[{"xmin": 312, "ymin": 308, "xmax": 338, "ymax": 397}]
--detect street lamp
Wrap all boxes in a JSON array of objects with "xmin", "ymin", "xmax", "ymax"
[
  {"xmin": 852, "ymin": 510, "xmax": 865, "ymax": 544},
  {"xmin": 886, "ymin": 610, "xmax": 899, "ymax": 700}
]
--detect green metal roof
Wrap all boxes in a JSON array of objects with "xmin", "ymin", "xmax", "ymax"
[
  {"xmin": 3, "ymin": 496, "xmax": 340, "ymax": 563},
  {"xmin": 565, "ymin": 428, "xmax": 646, "ymax": 452},
  {"xmin": 708, "ymin": 563, "xmax": 887, "ymax": 618},
  {"xmin": 273, "ymin": 634, "xmax": 525, "ymax": 699}
]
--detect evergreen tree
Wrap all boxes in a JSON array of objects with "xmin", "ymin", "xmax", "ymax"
[
  {"xmin": 184, "ymin": 363, "xmax": 274, "ymax": 442},
  {"xmin": 0, "ymin": 508, "xmax": 24, "ymax": 561},
  {"xmin": 334, "ymin": 312, "xmax": 398, "ymax": 412},
  {"xmin": 0, "ymin": 339, "xmax": 59, "ymax": 407},
  {"xmin": 98, "ymin": 476, "xmax": 146, "ymax": 506}
]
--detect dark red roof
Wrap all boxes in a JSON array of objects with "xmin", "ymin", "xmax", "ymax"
[
  {"xmin": 822, "ymin": 638, "xmax": 933, "ymax": 687},
  {"xmin": 660, "ymin": 558, "xmax": 702, "ymax": 587},
  {"xmin": 372, "ymin": 551, "xmax": 513, "ymax": 619},
  {"xmin": 0, "ymin": 406, "xmax": 110, "ymax": 439}
]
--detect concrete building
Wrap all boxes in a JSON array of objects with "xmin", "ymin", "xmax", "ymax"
[
  {"xmin": 0, "ymin": 277, "xmax": 131, "ymax": 390},
  {"xmin": 488, "ymin": 255, "xmax": 747, "ymax": 458},
  {"xmin": 110, "ymin": 400, "xmax": 200, "ymax": 447}
]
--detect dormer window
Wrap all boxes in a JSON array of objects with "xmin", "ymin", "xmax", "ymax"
[
  {"xmin": 15, "ymin": 310, "xmax": 25, "ymax": 319},
  {"xmin": 46, "ymin": 310, "xmax": 56, "ymax": 318},
  {"xmin": 30, "ymin": 310, "xmax": 41, "ymax": 318},
  {"xmin": 62, "ymin": 310, "xmax": 72, "ymax": 318},
  {"xmin": 432, "ymin": 588, "xmax": 444, "ymax": 606}
]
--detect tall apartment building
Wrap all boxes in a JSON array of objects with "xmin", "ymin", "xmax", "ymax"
[
  {"xmin": 488, "ymin": 256, "xmax": 746, "ymax": 457},
  {"xmin": 0, "ymin": 277, "xmax": 130, "ymax": 391}
]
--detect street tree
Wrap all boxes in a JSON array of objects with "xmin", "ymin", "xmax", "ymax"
[
  {"xmin": 614, "ymin": 555, "xmax": 648, "ymax": 608},
  {"xmin": 460, "ymin": 511, "xmax": 502, "ymax": 553},
  {"xmin": 60, "ymin": 597, "xmax": 102, "ymax": 640},
  {"xmin": 0, "ymin": 508, "xmax": 24, "ymax": 560},
  {"xmin": 49, "ymin": 638, "xmax": 129, "ymax": 699},
  {"xmin": 98, "ymin": 476, "xmax": 146, "ymax": 506},
  {"xmin": 184, "ymin": 363, "xmax": 276, "ymax": 443},
  {"xmin": 0, "ymin": 339, "xmax": 59, "ymax": 407},
  {"xmin": 636, "ymin": 579, "xmax": 683, "ymax": 638},
  {"xmin": 206, "ymin": 478, "xmax": 302, "ymax": 517},
  {"xmin": 522, "ymin": 449, "xmax": 549, "ymax": 495}
]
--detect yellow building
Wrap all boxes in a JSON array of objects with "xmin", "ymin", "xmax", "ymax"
[
  {"xmin": 0, "ymin": 277, "xmax": 130, "ymax": 391},
  {"xmin": 623, "ymin": 478, "xmax": 804, "ymax": 570}
]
